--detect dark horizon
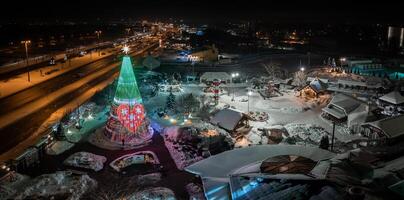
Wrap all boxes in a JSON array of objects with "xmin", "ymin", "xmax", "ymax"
[{"xmin": 1, "ymin": 0, "xmax": 404, "ymax": 24}]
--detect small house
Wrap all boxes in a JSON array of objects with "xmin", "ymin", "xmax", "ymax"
[{"xmin": 210, "ymin": 108, "xmax": 250, "ymax": 136}]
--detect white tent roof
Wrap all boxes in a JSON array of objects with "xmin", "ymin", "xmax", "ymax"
[
  {"xmin": 185, "ymin": 145, "xmax": 335, "ymax": 179},
  {"xmin": 379, "ymin": 91, "xmax": 404, "ymax": 105},
  {"xmin": 185, "ymin": 145, "xmax": 335, "ymax": 200},
  {"xmin": 364, "ymin": 115, "xmax": 404, "ymax": 139},
  {"xmin": 200, "ymin": 72, "xmax": 231, "ymax": 82},
  {"xmin": 210, "ymin": 108, "xmax": 244, "ymax": 131}
]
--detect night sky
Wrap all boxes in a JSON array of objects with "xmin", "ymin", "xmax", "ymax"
[{"xmin": 1, "ymin": 0, "xmax": 404, "ymax": 24}]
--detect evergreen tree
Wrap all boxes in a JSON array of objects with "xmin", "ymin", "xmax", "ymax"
[
  {"xmin": 183, "ymin": 93, "xmax": 200, "ymax": 113},
  {"xmin": 166, "ymin": 91, "xmax": 176, "ymax": 113}
]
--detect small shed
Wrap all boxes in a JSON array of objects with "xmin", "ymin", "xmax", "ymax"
[{"xmin": 210, "ymin": 108, "xmax": 249, "ymax": 135}]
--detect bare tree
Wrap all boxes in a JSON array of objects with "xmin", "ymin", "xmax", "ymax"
[
  {"xmin": 262, "ymin": 62, "xmax": 282, "ymax": 80},
  {"xmin": 292, "ymin": 70, "xmax": 307, "ymax": 87},
  {"xmin": 87, "ymin": 172, "xmax": 140, "ymax": 200}
]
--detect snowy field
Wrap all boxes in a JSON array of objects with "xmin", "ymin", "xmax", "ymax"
[{"xmin": 142, "ymin": 81, "xmax": 362, "ymax": 149}]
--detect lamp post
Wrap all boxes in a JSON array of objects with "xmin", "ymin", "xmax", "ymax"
[
  {"xmin": 95, "ymin": 30, "xmax": 102, "ymax": 56},
  {"xmin": 21, "ymin": 40, "xmax": 31, "ymax": 82},
  {"xmin": 247, "ymin": 90, "xmax": 252, "ymax": 113},
  {"xmin": 231, "ymin": 72, "xmax": 239, "ymax": 101}
]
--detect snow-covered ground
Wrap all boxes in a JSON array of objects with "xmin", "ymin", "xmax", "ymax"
[
  {"xmin": 186, "ymin": 183, "xmax": 205, "ymax": 200},
  {"xmin": 12, "ymin": 171, "xmax": 96, "ymax": 200},
  {"xmin": 129, "ymin": 187, "xmax": 176, "ymax": 200},
  {"xmin": 63, "ymin": 152, "xmax": 107, "ymax": 171},
  {"xmin": 145, "ymin": 82, "xmax": 360, "ymax": 149},
  {"xmin": 163, "ymin": 127, "xmax": 204, "ymax": 170},
  {"xmin": 46, "ymin": 140, "xmax": 75, "ymax": 155},
  {"xmin": 64, "ymin": 103, "xmax": 109, "ymax": 143}
]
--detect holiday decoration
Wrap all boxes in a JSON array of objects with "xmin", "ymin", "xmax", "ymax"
[
  {"xmin": 104, "ymin": 55, "xmax": 152, "ymax": 145},
  {"xmin": 116, "ymin": 103, "xmax": 145, "ymax": 133}
]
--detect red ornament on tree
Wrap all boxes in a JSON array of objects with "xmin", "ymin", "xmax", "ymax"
[{"xmin": 116, "ymin": 103, "xmax": 145, "ymax": 133}]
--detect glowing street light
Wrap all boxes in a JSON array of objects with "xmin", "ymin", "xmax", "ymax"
[
  {"xmin": 95, "ymin": 30, "xmax": 102, "ymax": 56},
  {"xmin": 21, "ymin": 40, "xmax": 31, "ymax": 82},
  {"xmin": 122, "ymin": 45, "xmax": 130, "ymax": 55},
  {"xmin": 300, "ymin": 67, "xmax": 305, "ymax": 72},
  {"xmin": 231, "ymin": 72, "xmax": 239, "ymax": 101}
]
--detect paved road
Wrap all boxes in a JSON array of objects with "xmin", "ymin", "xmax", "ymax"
[{"xmin": 0, "ymin": 54, "xmax": 117, "ymax": 113}]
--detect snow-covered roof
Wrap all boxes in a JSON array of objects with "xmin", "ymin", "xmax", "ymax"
[
  {"xmin": 185, "ymin": 145, "xmax": 335, "ymax": 179},
  {"xmin": 309, "ymin": 78, "xmax": 328, "ymax": 93},
  {"xmin": 185, "ymin": 145, "xmax": 335, "ymax": 200},
  {"xmin": 379, "ymin": 91, "xmax": 404, "ymax": 105},
  {"xmin": 363, "ymin": 115, "xmax": 404, "ymax": 139},
  {"xmin": 323, "ymin": 93, "xmax": 367, "ymax": 119},
  {"xmin": 307, "ymin": 77, "xmax": 328, "ymax": 83},
  {"xmin": 210, "ymin": 108, "xmax": 244, "ymax": 131},
  {"xmin": 200, "ymin": 72, "xmax": 231, "ymax": 82},
  {"xmin": 337, "ymin": 80, "xmax": 367, "ymax": 87}
]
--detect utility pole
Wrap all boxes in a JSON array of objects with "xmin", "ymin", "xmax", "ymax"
[
  {"xmin": 95, "ymin": 30, "xmax": 102, "ymax": 56},
  {"xmin": 331, "ymin": 121, "xmax": 336, "ymax": 151}
]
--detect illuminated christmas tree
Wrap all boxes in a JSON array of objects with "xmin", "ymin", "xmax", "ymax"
[{"xmin": 104, "ymin": 54, "xmax": 153, "ymax": 146}]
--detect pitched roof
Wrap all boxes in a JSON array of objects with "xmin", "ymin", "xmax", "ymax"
[
  {"xmin": 364, "ymin": 115, "xmax": 404, "ymax": 139},
  {"xmin": 379, "ymin": 91, "xmax": 404, "ymax": 105},
  {"xmin": 210, "ymin": 108, "xmax": 244, "ymax": 131},
  {"xmin": 309, "ymin": 78, "xmax": 328, "ymax": 93},
  {"xmin": 322, "ymin": 93, "xmax": 368, "ymax": 119}
]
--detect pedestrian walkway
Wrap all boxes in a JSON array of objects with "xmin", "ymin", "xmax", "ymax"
[{"xmin": 0, "ymin": 48, "xmax": 117, "ymax": 98}]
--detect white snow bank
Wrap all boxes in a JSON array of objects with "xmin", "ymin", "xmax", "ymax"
[
  {"xmin": 63, "ymin": 152, "xmax": 107, "ymax": 171},
  {"xmin": 284, "ymin": 123, "xmax": 329, "ymax": 144},
  {"xmin": 129, "ymin": 187, "xmax": 176, "ymax": 200},
  {"xmin": 15, "ymin": 171, "xmax": 97, "ymax": 200}
]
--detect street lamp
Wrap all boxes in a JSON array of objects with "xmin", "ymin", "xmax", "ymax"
[
  {"xmin": 300, "ymin": 67, "xmax": 305, "ymax": 72},
  {"xmin": 122, "ymin": 45, "xmax": 130, "ymax": 55},
  {"xmin": 231, "ymin": 72, "xmax": 239, "ymax": 101},
  {"xmin": 21, "ymin": 40, "xmax": 31, "ymax": 82},
  {"xmin": 247, "ymin": 90, "xmax": 253, "ymax": 113},
  {"xmin": 95, "ymin": 30, "xmax": 102, "ymax": 56}
]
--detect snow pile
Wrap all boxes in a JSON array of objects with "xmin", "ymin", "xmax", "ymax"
[
  {"xmin": 163, "ymin": 136, "xmax": 203, "ymax": 170},
  {"xmin": 247, "ymin": 111, "xmax": 269, "ymax": 122},
  {"xmin": 284, "ymin": 123, "xmax": 329, "ymax": 145},
  {"xmin": 110, "ymin": 151, "xmax": 159, "ymax": 172},
  {"xmin": 15, "ymin": 171, "xmax": 97, "ymax": 200},
  {"xmin": 136, "ymin": 173, "xmax": 162, "ymax": 186},
  {"xmin": 165, "ymin": 126, "xmax": 181, "ymax": 141},
  {"xmin": 46, "ymin": 141, "xmax": 75, "ymax": 155},
  {"xmin": 129, "ymin": 187, "xmax": 176, "ymax": 200},
  {"xmin": 63, "ymin": 152, "xmax": 107, "ymax": 171},
  {"xmin": 185, "ymin": 183, "xmax": 205, "ymax": 200}
]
